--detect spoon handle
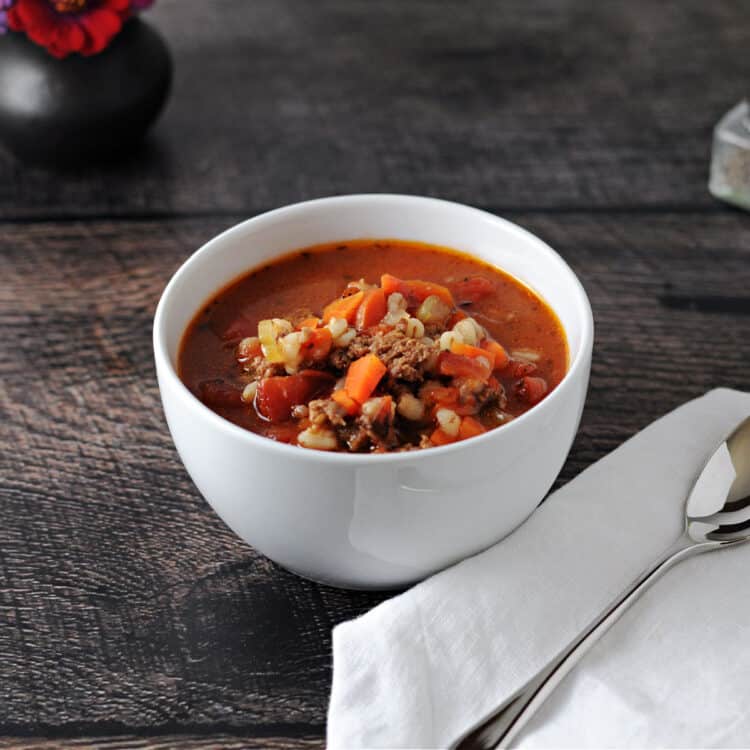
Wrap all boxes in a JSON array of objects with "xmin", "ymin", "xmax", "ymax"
[{"xmin": 451, "ymin": 534, "xmax": 710, "ymax": 750}]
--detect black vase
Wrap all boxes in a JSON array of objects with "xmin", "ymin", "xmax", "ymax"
[{"xmin": 0, "ymin": 17, "xmax": 172, "ymax": 165}]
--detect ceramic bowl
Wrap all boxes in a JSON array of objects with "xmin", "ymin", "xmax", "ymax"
[{"xmin": 153, "ymin": 195, "xmax": 593, "ymax": 589}]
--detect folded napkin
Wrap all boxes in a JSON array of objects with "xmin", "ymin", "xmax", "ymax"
[{"xmin": 328, "ymin": 388, "xmax": 750, "ymax": 748}]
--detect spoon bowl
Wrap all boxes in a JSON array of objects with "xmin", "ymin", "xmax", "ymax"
[
  {"xmin": 687, "ymin": 416, "xmax": 750, "ymax": 543},
  {"xmin": 455, "ymin": 413, "xmax": 750, "ymax": 750}
]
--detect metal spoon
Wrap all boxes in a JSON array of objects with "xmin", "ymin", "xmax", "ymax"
[{"xmin": 453, "ymin": 415, "xmax": 750, "ymax": 750}]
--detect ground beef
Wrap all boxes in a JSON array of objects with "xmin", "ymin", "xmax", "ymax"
[
  {"xmin": 308, "ymin": 398, "xmax": 348, "ymax": 427},
  {"xmin": 242, "ymin": 355, "xmax": 285, "ymax": 380},
  {"xmin": 345, "ymin": 405, "xmax": 398, "ymax": 452},
  {"xmin": 329, "ymin": 329, "xmax": 433, "ymax": 383},
  {"xmin": 456, "ymin": 376, "xmax": 507, "ymax": 412}
]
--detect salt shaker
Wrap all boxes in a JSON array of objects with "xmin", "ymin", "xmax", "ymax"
[{"xmin": 709, "ymin": 100, "xmax": 750, "ymax": 210}]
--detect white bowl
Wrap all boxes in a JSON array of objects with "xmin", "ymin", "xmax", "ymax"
[{"xmin": 153, "ymin": 195, "xmax": 593, "ymax": 589}]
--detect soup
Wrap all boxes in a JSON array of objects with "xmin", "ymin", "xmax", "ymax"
[{"xmin": 179, "ymin": 239, "xmax": 568, "ymax": 452}]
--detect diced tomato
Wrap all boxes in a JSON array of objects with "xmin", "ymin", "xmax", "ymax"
[
  {"xmin": 221, "ymin": 316, "xmax": 256, "ymax": 341},
  {"xmin": 380, "ymin": 274, "xmax": 455, "ymax": 308},
  {"xmin": 430, "ymin": 427, "xmax": 457, "ymax": 446},
  {"xmin": 255, "ymin": 370, "xmax": 335, "ymax": 422},
  {"xmin": 446, "ymin": 308, "xmax": 468, "ymax": 328},
  {"xmin": 299, "ymin": 327, "xmax": 333, "ymax": 361},
  {"xmin": 438, "ymin": 351, "xmax": 492, "ymax": 381},
  {"xmin": 355, "ymin": 288, "xmax": 387, "ymax": 329},
  {"xmin": 420, "ymin": 383, "xmax": 459, "ymax": 407},
  {"xmin": 504, "ymin": 358, "xmax": 538, "ymax": 378},
  {"xmin": 481, "ymin": 339, "xmax": 509, "ymax": 371},
  {"xmin": 331, "ymin": 388, "xmax": 359, "ymax": 416},
  {"xmin": 458, "ymin": 416, "xmax": 486, "ymax": 440},
  {"xmin": 237, "ymin": 337, "xmax": 262, "ymax": 359},
  {"xmin": 451, "ymin": 276, "xmax": 495, "ymax": 304},
  {"xmin": 515, "ymin": 376, "xmax": 548, "ymax": 405},
  {"xmin": 265, "ymin": 423, "xmax": 303, "ymax": 444},
  {"xmin": 199, "ymin": 380, "xmax": 244, "ymax": 408}
]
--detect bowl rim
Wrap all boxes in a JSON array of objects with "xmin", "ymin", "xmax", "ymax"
[{"xmin": 153, "ymin": 193, "xmax": 594, "ymax": 465}]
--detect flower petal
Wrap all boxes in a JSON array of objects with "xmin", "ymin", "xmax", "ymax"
[{"xmin": 80, "ymin": 8, "xmax": 122, "ymax": 55}]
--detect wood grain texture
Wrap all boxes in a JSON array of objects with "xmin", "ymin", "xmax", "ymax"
[
  {"xmin": 0, "ymin": 736, "xmax": 322, "ymax": 749},
  {"xmin": 0, "ymin": 0, "xmax": 748, "ymax": 219},
  {"xmin": 1, "ymin": 212, "xmax": 749, "ymax": 745}
]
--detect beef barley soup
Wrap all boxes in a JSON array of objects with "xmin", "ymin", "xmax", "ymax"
[{"xmin": 179, "ymin": 239, "xmax": 568, "ymax": 452}]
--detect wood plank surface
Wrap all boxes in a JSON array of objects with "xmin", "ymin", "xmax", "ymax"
[
  {"xmin": 0, "ymin": 736, "xmax": 323, "ymax": 749},
  {"xmin": 1, "ymin": 0, "xmax": 748, "ymax": 220},
  {"xmin": 1, "ymin": 211, "xmax": 749, "ymax": 744}
]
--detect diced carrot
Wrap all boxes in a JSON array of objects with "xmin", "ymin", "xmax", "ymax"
[
  {"xmin": 438, "ymin": 351, "xmax": 492, "ymax": 381},
  {"xmin": 322, "ymin": 290, "xmax": 365, "ymax": 324},
  {"xmin": 451, "ymin": 276, "xmax": 495, "ymax": 304},
  {"xmin": 380, "ymin": 273, "xmax": 403, "ymax": 297},
  {"xmin": 345, "ymin": 353, "xmax": 387, "ymax": 404},
  {"xmin": 481, "ymin": 339, "xmax": 509, "ymax": 370},
  {"xmin": 380, "ymin": 274, "xmax": 455, "ymax": 307},
  {"xmin": 298, "ymin": 316, "xmax": 321, "ymax": 330},
  {"xmin": 299, "ymin": 327, "xmax": 333, "ymax": 361},
  {"xmin": 458, "ymin": 416, "xmax": 486, "ymax": 440},
  {"xmin": 515, "ymin": 376, "xmax": 548, "ymax": 405},
  {"xmin": 450, "ymin": 341, "xmax": 490, "ymax": 362},
  {"xmin": 430, "ymin": 427, "xmax": 457, "ymax": 446},
  {"xmin": 355, "ymin": 288, "xmax": 387, "ymax": 329},
  {"xmin": 332, "ymin": 388, "xmax": 359, "ymax": 416}
]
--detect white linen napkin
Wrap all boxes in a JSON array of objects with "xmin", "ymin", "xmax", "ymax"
[{"xmin": 328, "ymin": 388, "xmax": 750, "ymax": 749}]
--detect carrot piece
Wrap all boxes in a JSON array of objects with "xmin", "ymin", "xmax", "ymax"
[
  {"xmin": 332, "ymin": 388, "xmax": 359, "ymax": 416},
  {"xmin": 345, "ymin": 353, "xmax": 387, "ymax": 404},
  {"xmin": 481, "ymin": 339, "xmax": 509, "ymax": 371},
  {"xmin": 430, "ymin": 427, "xmax": 457, "ymax": 446},
  {"xmin": 458, "ymin": 416, "xmax": 486, "ymax": 440},
  {"xmin": 300, "ymin": 327, "xmax": 333, "ymax": 361},
  {"xmin": 380, "ymin": 274, "xmax": 454, "ymax": 307},
  {"xmin": 322, "ymin": 290, "xmax": 365, "ymax": 324},
  {"xmin": 355, "ymin": 288, "xmax": 387, "ymax": 330},
  {"xmin": 450, "ymin": 341, "xmax": 491, "ymax": 362},
  {"xmin": 298, "ymin": 316, "xmax": 321, "ymax": 330},
  {"xmin": 380, "ymin": 273, "xmax": 403, "ymax": 297}
]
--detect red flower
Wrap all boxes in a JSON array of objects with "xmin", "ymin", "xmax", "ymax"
[{"xmin": 8, "ymin": 0, "xmax": 131, "ymax": 58}]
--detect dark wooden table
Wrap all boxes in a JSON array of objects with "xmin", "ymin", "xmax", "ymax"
[{"xmin": 2, "ymin": 1, "xmax": 749, "ymax": 747}]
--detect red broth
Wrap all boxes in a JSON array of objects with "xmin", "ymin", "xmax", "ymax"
[{"xmin": 179, "ymin": 239, "xmax": 568, "ymax": 451}]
